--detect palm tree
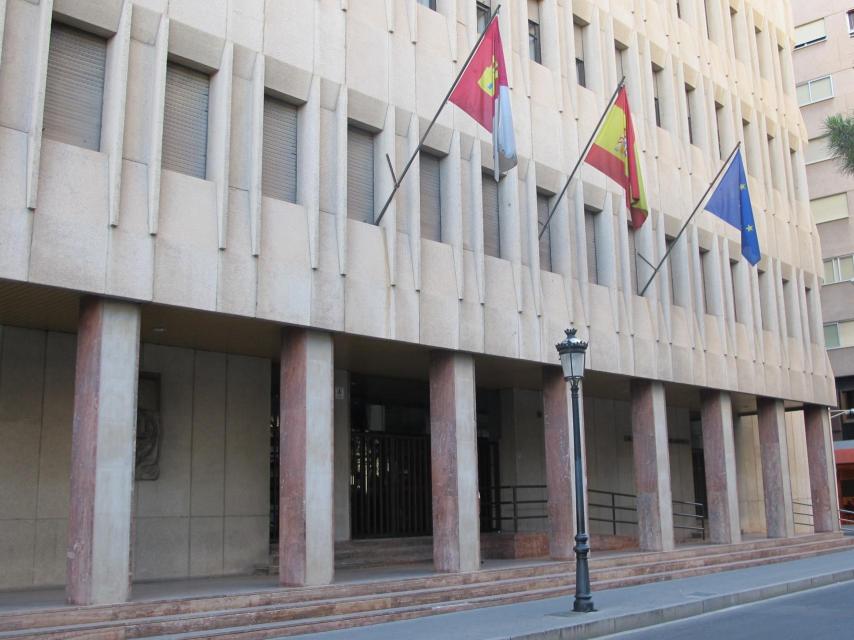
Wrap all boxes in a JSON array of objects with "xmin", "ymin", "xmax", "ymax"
[{"xmin": 824, "ymin": 113, "xmax": 854, "ymax": 176}]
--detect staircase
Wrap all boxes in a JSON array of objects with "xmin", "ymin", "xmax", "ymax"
[
  {"xmin": 264, "ymin": 537, "xmax": 435, "ymax": 574},
  {"xmin": 2, "ymin": 533, "xmax": 852, "ymax": 639}
]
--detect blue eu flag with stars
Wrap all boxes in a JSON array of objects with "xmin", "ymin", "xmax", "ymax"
[{"xmin": 704, "ymin": 149, "xmax": 760, "ymax": 265}]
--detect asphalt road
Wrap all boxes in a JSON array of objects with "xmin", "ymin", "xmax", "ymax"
[{"xmin": 604, "ymin": 580, "xmax": 854, "ymax": 640}]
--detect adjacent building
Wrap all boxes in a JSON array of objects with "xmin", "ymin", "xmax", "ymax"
[
  {"xmin": 791, "ymin": 1, "xmax": 854, "ymax": 507},
  {"xmin": 0, "ymin": 0, "xmax": 840, "ymax": 606}
]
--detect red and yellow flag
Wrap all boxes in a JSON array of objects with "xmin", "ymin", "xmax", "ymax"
[{"xmin": 584, "ymin": 87, "xmax": 648, "ymax": 228}]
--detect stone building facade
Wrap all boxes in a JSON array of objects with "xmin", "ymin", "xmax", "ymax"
[{"xmin": 0, "ymin": 0, "xmax": 840, "ymax": 605}]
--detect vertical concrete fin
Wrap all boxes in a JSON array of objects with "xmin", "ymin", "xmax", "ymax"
[
  {"xmin": 444, "ymin": 130, "xmax": 463, "ymax": 299},
  {"xmin": 377, "ymin": 106, "xmax": 396, "ymax": 287},
  {"xmin": 335, "ymin": 84, "xmax": 348, "ymax": 275},
  {"xmin": 300, "ymin": 75, "xmax": 322, "ymax": 269},
  {"xmin": 208, "ymin": 41, "xmax": 233, "ymax": 250},
  {"xmin": 470, "ymin": 142, "xmax": 485, "ymax": 304},
  {"xmin": 147, "ymin": 13, "xmax": 169, "ymax": 236},
  {"xmin": 26, "ymin": 0, "xmax": 53, "ymax": 210},
  {"xmin": 406, "ymin": 114, "xmax": 422, "ymax": 292},
  {"xmin": 248, "ymin": 52, "xmax": 264, "ymax": 257},
  {"xmin": 524, "ymin": 160, "xmax": 542, "ymax": 317},
  {"xmin": 0, "ymin": 0, "xmax": 6, "ymax": 71},
  {"xmin": 103, "ymin": 0, "xmax": 132, "ymax": 227}
]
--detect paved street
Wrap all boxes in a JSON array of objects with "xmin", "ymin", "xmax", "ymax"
[{"xmin": 604, "ymin": 580, "xmax": 854, "ymax": 640}]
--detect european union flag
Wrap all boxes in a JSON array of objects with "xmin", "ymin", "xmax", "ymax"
[{"xmin": 704, "ymin": 149, "xmax": 760, "ymax": 265}]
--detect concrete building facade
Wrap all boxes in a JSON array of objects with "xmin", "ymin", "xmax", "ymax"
[
  {"xmin": 791, "ymin": 1, "xmax": 854, "ymax": 508},
  {"xmin": 0, "ymin": 0, "xmax": 840, "ymax": 606}
]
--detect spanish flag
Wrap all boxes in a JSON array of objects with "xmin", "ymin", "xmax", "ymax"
[
  {"xmin": 449, "ymin": 18, "xmax": 517, "ymax": 179},
  {"xmin": 584, "ymin": 87, "xmax": 648, "ymax": 228}
]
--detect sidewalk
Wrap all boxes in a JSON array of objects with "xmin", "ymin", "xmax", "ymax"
[{"xmin": 291, "ymin": 548, "xmax": 854, "ymax": 640}]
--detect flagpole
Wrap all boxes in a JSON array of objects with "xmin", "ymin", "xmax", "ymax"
[
  {"xmin": 538, "ymin": 77, "xmax": 626, "ymax": 240},
  {"xmin": 637, "ymin": 141, "xmax": 742, "ymax": 297},
  {"xmin": 374, "ymin": 5, "xmax": 502, "ymax": 226}
]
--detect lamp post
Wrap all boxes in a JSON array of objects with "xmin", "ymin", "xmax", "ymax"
[{"xmin": 555, "ymin": 327, "xmax": 594, "ymax": 613}]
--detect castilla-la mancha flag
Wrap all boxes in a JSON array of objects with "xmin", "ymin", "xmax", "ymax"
[
  {"xmin": 449, "ymin": 19, "xmax": 517, "ymax": 179},
  {"xmin": 584, "ymin": 87, "xmax": 648, "ymax": 228}
]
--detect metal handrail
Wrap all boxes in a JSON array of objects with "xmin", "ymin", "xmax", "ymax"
[
  {"xmin": 483, "ymin": 485, "xmax": 706, "ymax": 538},
  {"xmin": 840, "ymin": 507, "xmax": 854, "ymax": 531}
]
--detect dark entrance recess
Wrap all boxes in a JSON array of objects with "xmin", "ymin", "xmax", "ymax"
[{"xmin": 269, "ymin": 367, "xmax": 501, "ymax": 543}]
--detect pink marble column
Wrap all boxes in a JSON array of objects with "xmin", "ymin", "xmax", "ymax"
[
  {"xmin": 630, "ymin": 380, "xmax": 674, "ymax": 552},
  {"xmin": 67, "ymin": 297, "xmax": 140, "ymax": 605},
  {"xmin": 429, "ymin": 351, "xmax": 480, "ymax": 573},
  {"xmin": 757, "ymin": 397, "xmax": 794, "ymax": 538},
  {"xmin": 543, "ymin": 367, "xmax": 576, "ymax": 559},
  {"xmin": 804, "ymin": 404, "xmax": 841, "ymax": 533},
  {"xmin": 700, "ymin": 390, "xmax": 741, "ymax": 544},
  {"xmin": 279, "ymin": 328, "xmax": 334, "ymax": 586}
]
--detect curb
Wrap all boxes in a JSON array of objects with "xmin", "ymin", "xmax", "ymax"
[{"xmin": 513, "ymin": 568, "xmax": 854, "ymax": 640}]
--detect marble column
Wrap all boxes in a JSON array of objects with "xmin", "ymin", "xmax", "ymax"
[
  {"xmin": 804, "ymin": 404, "xmax": 841, "ymax": 533},
  {"xmin": 279, "ymin": 328, "xmax": 334, "ymax": 586},
  {"xmin": 700, "ymin": 390, "xmax": 741, "ymax": 544},
  {"xmin": 757, "ymin": 397, "xmax": 795, "ymax": 538},
  {"xmin": 543, "ymin": 367, "xmax": 577, "ymax": 559},
  {"xmin": 429, "ymin": 351, "xmax": 480, "ymax": 573},
  {"xmin": 631, "ymin": 380, "xmax": 675, "ymax": 552},
  {"xmin": 67, "ymin": 297, "xmax": 140, "ymax": 605}
]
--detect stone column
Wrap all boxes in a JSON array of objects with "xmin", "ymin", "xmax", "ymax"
[
  {"xmin": 279, "ymin": 328, "xmax": 334, "ymax": 586},
  {"xmin": 804, "ymin": 404, "xmax": 841, "ymax": 533},
  {"xmin": 429, "ymin": 351, "xmax": 480, "ymax": 573},
  {"xmin": 67, "ymin": 297, "xmax": 140, "ymax": 605},
  {"xmin": 543, "ymin": 367, "xmax": 576, "ymax": 559},
  {"xmin": 700, "ymin": 390, "xmax": 741, "ymax": 544},
  {"xmin": 630, "ymin": 380, "xmax": 675, "ymax": 552},
  {"xmin": 757, "ymin": 397, "xmax": 795, "ymax": 538}
]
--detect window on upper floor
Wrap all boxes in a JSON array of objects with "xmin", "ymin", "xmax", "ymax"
[
  {"xmin": 163, "ymin": 62, "xmax": 210, "ymax": 178},
  {"xmin": 797, "ymin": 75, "xmax": 833, "ymax": 106},
  {"xmin": 574, "ymin": 19, "xmax": 586, "ymax": 87},
  {"xmin": 698, "ymin": 247, "xmax": 710, "ymax": 315},
  {"xmin": 420, "ymin": 153, "xmax": 442, "ymax": 242},
  {"xmin": 537, "ymin": 192, "xmax": 554, "ymax": 272},
  {"xmin": 652, "ymin": 65, "xmax": 663, "ymax": 128},
  {"xmin": 528, "ymin": 1, "xmax": 542, "ymax": 64},
  {"xmin": 848, "ymin": 10, "xmax": 854, "ymax": 36},
  {"xmin": 805, "ymin": 135, "xmax": 832, "ymax": 164},
  {"xmin": 417, "ymin": 0, "xmax": 437, "ymax": 10},
  {"xmin": 347, "ymin": 125, "xmax": 375, "ymax": 223},
  {"xmin": 811, "ymin": 192, "xmax": 849, "ymax": 224},
  {"xmin": 729, "ymin": 259, "xmax": 742, "ymax": 323},
  {"xmin": 685, "ymin": 84, "xmax": 695, "ymax": 145},
  {"xmin": 666, "ymin": 236, "xmax": 679, "ymax": 305},
  {"xmin": 703, "ymin": 0, "xmax": 712, "ymax": 39},
  {"xmin": 614, "ymin": 41, "xmax": 627, "ymax": 81},
  {"xmin": 758, "ymin": 268, "xmax": 772, "ymax": 330},
  {"xmin": 754, "ymin": 26, "xmax": 770, "ymax": 79},
  {"xmin": 794, "ymin": 18, "xmax": 827, "ymax": 49},
  {"xmin": 585, "ymin": 208, "xmax": 599, "ymax": 284},
  {"xmin": 627, "ymin": 224, "xmax": 639, "ymax": 294},
  {"xmin": 482, "ymin": 172, "xmax": 500, "ymax": 258},
  {"xmin": 43, "ymin": 23, "xmax": 106, "ymax": 151},
  {"xmin": 477, "ymin": 1, "xmax": 491, "ymax": 33},
  {"xmin": 824, "ymin": 255, "xmax": 854, "ymax": 284},
  {"xmin": 730, "ymin": 8, "xmax": 742, "ymax": 61},
  {"xmin": 675, "ymin": 0, "xmax": 682, "ymax": 19},
  {"xmin": 714, "ymin": 102, "xmax": 725, "ymax": 159},
  {"xmin": 782, "ymin": 278, "xmax": 797, "ymax": 338},
  {"xmin": 262, "ymin": 95, "xmax": 298, "ymax": 203},
  {"xmin": 824, "ymin": 321, "xmax": 854, "ymax": 350}
]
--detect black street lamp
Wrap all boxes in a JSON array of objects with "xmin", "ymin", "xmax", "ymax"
[{"xmin": 555, "ymin": 327, "xmax": 594, "ymax": 613}]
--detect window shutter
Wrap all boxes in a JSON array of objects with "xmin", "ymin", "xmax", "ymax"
[
  {"xmin": 585, "ymin": 209, "xmax": 598, "ymax": 283},
  {"xmin": 482, "ymin": 174, "xmax": 500, "ymax": 258},
  {"xmin": 537, "ymin": 194, "xmax": 553, "ymax": 272},
  {"xmin": 420, "ymin": 154, "xmax": 442, "ymax": 241},
  {"xmin": 347, "ymin": 126, "xmax": 375, "ymax": 223},
  {"xmin": 162, "ymin": 63, "xmax": 210, "ymax": 178},
  {"xmin": 43, "ymin": 23, "xmax": 106, "ymax": 151},
  {"xmin": 262, "ymin": 96, "xmax": 298, "ymax": 202}
]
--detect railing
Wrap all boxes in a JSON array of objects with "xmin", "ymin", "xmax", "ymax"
[
  {"xmin": 841, "ymin": 508, "xmax": 854, "ymax": 534},
  {"xmin": 792, "ymin": 499, "xmax": 815, "ymax": 529},
  {"xmin": 483, "ymin": 485, "xmax": 706, "ymax": 539}
]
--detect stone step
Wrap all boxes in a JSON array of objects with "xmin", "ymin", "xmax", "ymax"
[
  {"xmin": 1, "ymin": 534, "xmax": 851, "ymax": 639},
  {"xmin": 106, "ymin": 539, "xmax": 854, "ymax": 639}
]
